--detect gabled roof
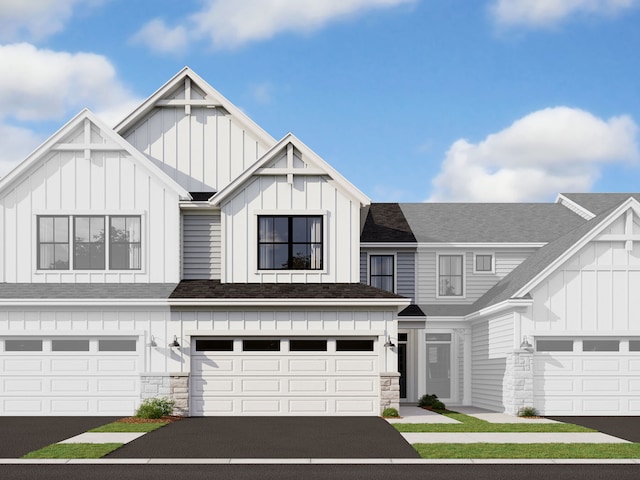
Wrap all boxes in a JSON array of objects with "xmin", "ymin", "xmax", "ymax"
[
  {"xmin": 0, "ymin": 109, "xmax": 190, "ymax": 199},
  {"xmin": 114, "ymin": 66, "xmax": 275, "ymax": 148},
  {"xmin": 560, "ymin": 193, "xmax": 640, "ymax": 216},
  {"xmin": 473, "ymin": 196, "xmax": 640, "ymax": 311},
  {"xmin": 399, "ymin": 203, "xmax": 586, "ymax": 243},
  {"xmin": 361, "ymin": 203, "xmax": 416, "ymax": 243},
  {"xmin": 211, "ymin": 133, "xmax": 370, "ymax": 207}
]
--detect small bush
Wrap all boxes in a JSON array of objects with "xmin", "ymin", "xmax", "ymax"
[
  {"xmin": 382, "ymin": 407, "xmax": 400, "ymax": 417},
  {"xmin": 517, "ymin": 406, "xmax": 539, "ymax": 417},
  {"xmin": 136, "ymin": 397, "xmax": 175, "ymax": 419},
  {"xmin": 418, "ymin": 393, "xmax": 446, "ymax": 411}
]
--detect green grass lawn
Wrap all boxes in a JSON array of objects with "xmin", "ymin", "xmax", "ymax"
[
  {"xmin": 89, "ymin": 421, "xmax": 168, "ymax": 433},
  {"xmin": 394, "ymin": 411, "xmax": 596, "ymax": 433},
  {"xmin": 413, "ymin": 442, "xmax": 640, "ymax": 459},
  {"xmin": 21, "ymin": 443, "xmax": 123, "ymax": 459}
]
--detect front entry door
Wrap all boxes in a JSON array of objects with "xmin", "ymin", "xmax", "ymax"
[
  {"xmin": 426, "ymin": 337, "xmax": 451, "ymax": 399},
  {"xmin": 398, "ymin": 343, "xmax": 407, "ymax": 399}
]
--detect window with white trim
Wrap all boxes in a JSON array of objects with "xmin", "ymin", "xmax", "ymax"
[
  {"xmin": 438, "ymin": 255, "xmax": 463, "ymax": 296},
  {"xmin": 258, "ymin": 216, "xmax": 322, "ymax": 270},
  {"xmin": 370, "ymin": 255, "xmax": 394, "ymax": 292},
  {"xmin": 37, "ymin": 215, "xmax": 141, "ymax": 271},
  {"xmin": 474, "ymin": 254, "xmax": 493, "ymax": 273}
]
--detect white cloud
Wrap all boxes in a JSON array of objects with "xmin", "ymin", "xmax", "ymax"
[
  {"xmin": 0, "ymin": 43, "xmax": 138, "ymax": 123},
  {"xmin": 132, "ymin": 0, "xmax": 415, "ymax": 52},
  {"xmin": 0, "ymin": 0, "xmax": 104, "ymax": 41},
  {"xmin": 490, "ymin": 0, "xmax": 637, "ymax": 27},
  {"xmin": 428, "ymin": 107, "xmax": 639, "ymax": 202},
  {"xmin": 0, "ymin": 122, "xmax": 43, "ymax": 178}
]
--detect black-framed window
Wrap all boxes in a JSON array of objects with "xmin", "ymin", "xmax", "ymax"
[
  {"xmin": 37, "ymin": 216, "xmax": 69, "ymax": 270},
  {"xmin": 74, "ymin": 216, "xmax": 105, "ymax": 270},
  {"xmin": 475, "ymin": 254, "xmax": 493, "ymax": 272},
  {"xmin": 258, "ymin": 216, "xmax": 322, "ymax": 270},
  {"xmin": 370, "ymin": 255, "xmax": 394, "ymax": 292},
  {"xmin": 336, "ymin": 339, "xmax": 374, "ymax": 351},
  {"xmin": 243, "ymin": 339, "xmax": 281, "ymax": 351},
  {"xmin": 438, "ymin": 255, "xmax": 463, "ymax": 296},
  {"xmin": 110, "ymin": 216, "xmax": 141, "ymax": 270},
  {"xmin": 289, "ymin": 339, "xmax": 327, "ymax": 351}
]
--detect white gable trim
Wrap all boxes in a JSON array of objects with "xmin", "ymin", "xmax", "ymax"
[
  {"xmin": 114, "ymin": 67, "xmax": 275, "ymax": 148},
  {"xmin": 556, "ymin": 193, "xmax": 596, "ymax": 220},
  {"xmin": 211, "ymin": 133, "xmax": 370, "ymax": 207},
  {"xmin": 513, "ymin": 197, "xmax": 640, "ymax": 299},
  {"xmin": 0, "ymin": 109, "xmax": 190, "ymax": 200}
]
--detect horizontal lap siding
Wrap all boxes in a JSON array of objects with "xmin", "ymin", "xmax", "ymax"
[
  {"xmin": 471, "ymin": 313, "xmax": 514, "ymax": 412},
  {"xmin": 182, "ymin": 213, "xmax": 221, "ymax": 279},
  {"xmin": 397, "ymin": 252, "xmax": 415, "ymax": 301}
]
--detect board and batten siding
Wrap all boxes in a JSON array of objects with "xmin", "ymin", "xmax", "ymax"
[
  {"xmin": 221, "ymin": 174, "xmax": 361, "ymax": 283},
  {"xmin": 182, "ymin": 213, "xmax": 221, "ymax": 280},
  {"xmin": 0, "ymin": 145, "xmax": 181, "ymax": 284},
  {"xmin": 417, "ymin": 249, "xmax": 535, "ymax": 303},
  {"xmin": 123, "ymin": 99, "xmax": 270, "ymax": 194},
  {"xmin": 528, "ymin": 235, "xmax": 640, "ymax": 334},
  {"xmin": 471, "ymin": 312, "xmax": 515, "ymax": 412}
]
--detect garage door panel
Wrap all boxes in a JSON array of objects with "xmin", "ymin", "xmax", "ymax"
[
  {"xmin": 97, "ymin": 378, "xmax": 137, "ymax": 394},
  {"xmin": 192, "ymin": 358, "xmax": 234, "ymax": 373},
  {"xmin": 288, "ymin": 379, "xmax": 328, "ymax": 393},
  {"xmin": 4, "ymin": 399, "xmax": 42, "ymax": 413},
  {"xmin": 241, "ymin": 378, "xmax": 281, "ymax": 393},
  {"xmin": 629, "ymin": 379, "xmax": 640, "ymax": 392},
  {"xmin": 629, "ymin": 359, "xmax": 640, "ymax": 371},
  {"xmin": 581, "ymin": 359, "xmax": 619, "ymax": 372},
  {"xmin": 288, "ymin": 359, "xmax": 328, "ymax": 372},
  {"xmin": 336, "ymin": 399, "xmax": 376, "ymax": 413},
  {"xmin": 288, "ymin": 399, "xmax": 328, "ymax": 413},
  {"xmin": 51, "ymin": 378, "xmax": 91, "ymax": 393},
  {"xmin": 534, "ymin": 378, "xmax": 573, "ymax": 392},
  {"xmin": 534, "ymin": 357, "xmax": 573, "ymax": 372},
  {"xmin": 51, "ymin": 399, "xmax": 90, "ymax": 413},
  {"xmin": 97, "ymin": 358, "xmax": 137, "ymax": 372},
  {"xmin": 335, "ymin": 358, "xmax": 376, "ymax": 373},
  {"xmin": 4, "ymin": 378, "xmax": 42, "ymax": 393},
  {"xmin": 581, "ymin": 378, "xmax": 620, "ymax": 392},
  {"xmin": 241, "ymin": 358, "xmax": 280, "ymax": 372},
  {"xmin": 51, "ymin": 359, "xmax": 90, "ymax": 372},
  {"xmin": 4, "ymin": 359, "xmax": 42, "ymax": 372},
  {"xmin": 335, "ymin": 379, "xmax": 376, "ymax": 394},
  {"xmin": 242, "ymin": 399, "xmax": 281, "ymax": 413}
]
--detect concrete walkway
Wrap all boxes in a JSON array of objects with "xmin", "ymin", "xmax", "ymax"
[
  {"xmin": 386, "ymin": 406, "xmax": 461, "ymax": 424},
  {"xmin": 402, "ymin": 432, "xmax": 630, "ymax": 443},
  {"xmin": 388, "ymin": 406, "xmax": 560, "ymax": 424},
  {"xmin": 60, "ymin": 432, "xmax": 147, "ymax": 444}
]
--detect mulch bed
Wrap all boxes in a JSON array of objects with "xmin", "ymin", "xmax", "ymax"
[{"xmin": 116, "ymin": 416, "xmax": 184, "ymax": 424}]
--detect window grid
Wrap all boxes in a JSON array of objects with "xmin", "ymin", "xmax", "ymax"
[
  {"xmin": 109, "ymin": 216, "xmax": 142, "ymax": 270},
  {"xmin": 258, "ymin": 216, "xmax": 323, "ymax": 270},
  {"xmin": 37, "ymin": 216, "xmax": 70, "ymax": 270},
  {"xmin": 438, "ymin": 255, "xmax": 463, "ymax": 296},
  {"xmin": 475, "ymin": 254, "xmax": 493, "ymax": 272},
  {"xmin": 370, "ymin": 255, "xmax": 394, "ymax": 292},
  {"xmin": 74, "ymin": 216, "xmax": 105, "ymax": 270}
]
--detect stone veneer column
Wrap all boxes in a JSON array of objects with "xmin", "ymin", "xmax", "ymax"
[
  {"xmin": 504, "ymin": 349, "xmax": 534, "ymax": 415},
  {"xmin": 169, "ymin": 372, "xmax": 190, "ymax": 416},
  {"xmin": 140, "ymin": 374, "xmax": 171, "ymax": 400},
  {"xmin": 380, "ymin": 372, "xmax": 400, "ymax": 413}
]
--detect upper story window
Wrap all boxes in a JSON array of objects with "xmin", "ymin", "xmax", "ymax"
[
  {"xmin": 438, "ymin": 254, "xmax": 463, "ymax": 296},
  {"xmin": 370, "ymin": 255, "xmax": 394, "ymax": 292},
  {"xmin": 37, "ymin": 215, "xmax": 141, "ymax": 271},
  {"xmin": 38, "ymin": 216, "xmax": 70, "ymax": 270},
  {"xmin": 474, "ymin": 254, "xmax": 493, "ymax": 273},
  {"xmin": 258, "ymin": 216, "xmax": 322, "ymax": 270}
]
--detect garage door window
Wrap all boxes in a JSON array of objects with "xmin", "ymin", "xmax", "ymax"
[
  {"xmin": 583, "ymin": 340, "xmax": 619, "ymax": 352},
  {"xmin": 52, "ymin": 339, "xmax": 89, "ymax": 351},
  {"xmin": 196, "ymin": 339, "xmax": 234, "ymax": 351},
  {"xmin": 289, "ymin": 339, "xmax": 327, "ymax": 351},
  {"xmin": 98, "ymin": 340, "xmax": 137, "ymax": 351},
  {"xmin": 536, "ymin": 340, "xmax": 574, "ymax": 352},
  {"xmin": 630, "ymin": 341, "xmax": 640, "ymax": 352},
  {"xmin": 243, "ymin": 339, "xmax": 280, "ymax": 351},
  {"xmin": 5, "ymin": 340, "xmax": 43, "ymax": 351},
  {"xmin": 336, "ymin": 339, "xmax": 374, "ymax": 351}
]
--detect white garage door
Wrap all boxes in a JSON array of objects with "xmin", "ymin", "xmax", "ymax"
[
  {"xmin": 191, "ymin": 337, "xmax": 380, "ymax": 416},
  {"xmin": 0, "ymin": 337, "xmax": 141, "ymax": 415},
  {"xmin": 533, "ymin": 338, "xmax": 640, "ymax": 415}
]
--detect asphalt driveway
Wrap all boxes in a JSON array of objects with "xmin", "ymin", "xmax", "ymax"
[
  {"xmin": 0, "ymin": 416, "xmax": 120, "ymax": 458},
  {"xmin": 107, "ymin": 417, "xmax": 419, "ymax": 458},
  {"xmin": 547, "ymin": 416, "xmax": 640, "ymax": 443}
]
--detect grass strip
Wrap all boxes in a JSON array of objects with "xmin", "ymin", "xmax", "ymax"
[
  {"xmin": 394, "ymin": 411, "xmax": 595, "ymax": 433},
  {"xmin": 89, "ymin": 421, "xmax": 168, "ymax": 433},
  {"xmin": 413, "ymin": 442, "xmax": 640, "ymax": 459},
  {"xmin": 22, "ymin": 443, "xmax": 123, "ymax": 459}
]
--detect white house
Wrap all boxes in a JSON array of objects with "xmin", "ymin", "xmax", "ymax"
[{"xmin": 0, "ymin": 68, "xmax": 638, "ymax": 416}]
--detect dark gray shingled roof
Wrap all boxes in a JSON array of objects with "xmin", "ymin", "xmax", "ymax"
[
  {"xmin": 399, "ymin": 203, "xmax": 586, "ymax": 243},
  {"xmin": 170, "ymin": 280, "xmax": 406, "ymax": 299},
  {"xmin": 360, "ymin": 203, "xmax": 416, "ymax": 243},
  {"xmin": 0, "ymin": 283, "xmax": 178, "ymax": 299},
  {"xmin": 472, "ymin": 205, "xmax": 617, "ymax": 311},
  {"xmin": 561, "ymin": 193, "xmax": 640, "ymax": 216},
  {"xmin": 398, "ymin": 304, "xmax": 426, "ymax": 317}
]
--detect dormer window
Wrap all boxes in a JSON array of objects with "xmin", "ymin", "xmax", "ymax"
[{"xmin": 258, "ymin": 216, "xmax": 322, "ymax": 270}]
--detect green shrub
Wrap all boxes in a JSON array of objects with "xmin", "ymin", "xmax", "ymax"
[
  {"xmin": 418, "ymin": 393, "xmax": 446, "ymax": 411},
  {"xmin": 135, "ymin": 397, "xmax": 175, "ymax": 419},
  {"xmin": 517, "ymin": 406, "xmax": 539, "ymax": 417},
  {"xmin": 382, "ymin": 407, "xmax": 400, "ymax": 417}
]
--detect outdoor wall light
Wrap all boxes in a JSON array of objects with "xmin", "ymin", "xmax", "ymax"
[
  {"xmin": 520, "ymin": 336, "xmax": 533, "ymax": 352},
  {"xmin": 149, "ymin": 335, "xmax": 157, "ymax": 347},
  {"xmin": 169, "ymin": 335, "xmax": 180, "ymax": 348},
  {"xmin": 384, "ymin": 336, "xmax": 395, "ymax": 348}
]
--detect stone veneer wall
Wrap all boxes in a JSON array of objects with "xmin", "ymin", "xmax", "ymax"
[
  {"xmin": 380, "ymin": 372, "xmax": 400, "ymax": 413},
  {"xmin": 140, "ymin": 373, "xmax": 190, "ymax": 416},
  {"xmin": 504, "ymin": 350, "xmax": 534, "ymax": 415}
]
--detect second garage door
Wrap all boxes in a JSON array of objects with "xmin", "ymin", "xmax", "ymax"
[{"xmin": 191, "ymin": 337, "xmax": 380, "ymax": 416}]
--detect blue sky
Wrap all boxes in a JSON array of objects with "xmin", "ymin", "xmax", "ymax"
[{"xmin": 1, "ymin": 0, "xmax": 639, "ymax": 202}]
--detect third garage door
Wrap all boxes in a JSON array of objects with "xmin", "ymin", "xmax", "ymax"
[{"xmin": 191, "ymin": 337, "xmax": 380, "ymax": 416}]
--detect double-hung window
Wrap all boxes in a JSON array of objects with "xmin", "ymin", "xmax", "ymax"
[
  {"xmin": 438, "ymin": 255, "xmax": 463, "ymax": 296},
  {"xmin": 37, "ymin": 215, "xmax": 141, "ymax": 271},
  {"xmin": 370, "ymin": 255, "xmax": 394, "ymax": 292},
  {"xmin": 258, "ymin": 216, "xmax": 322, "ymax": 270}
]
